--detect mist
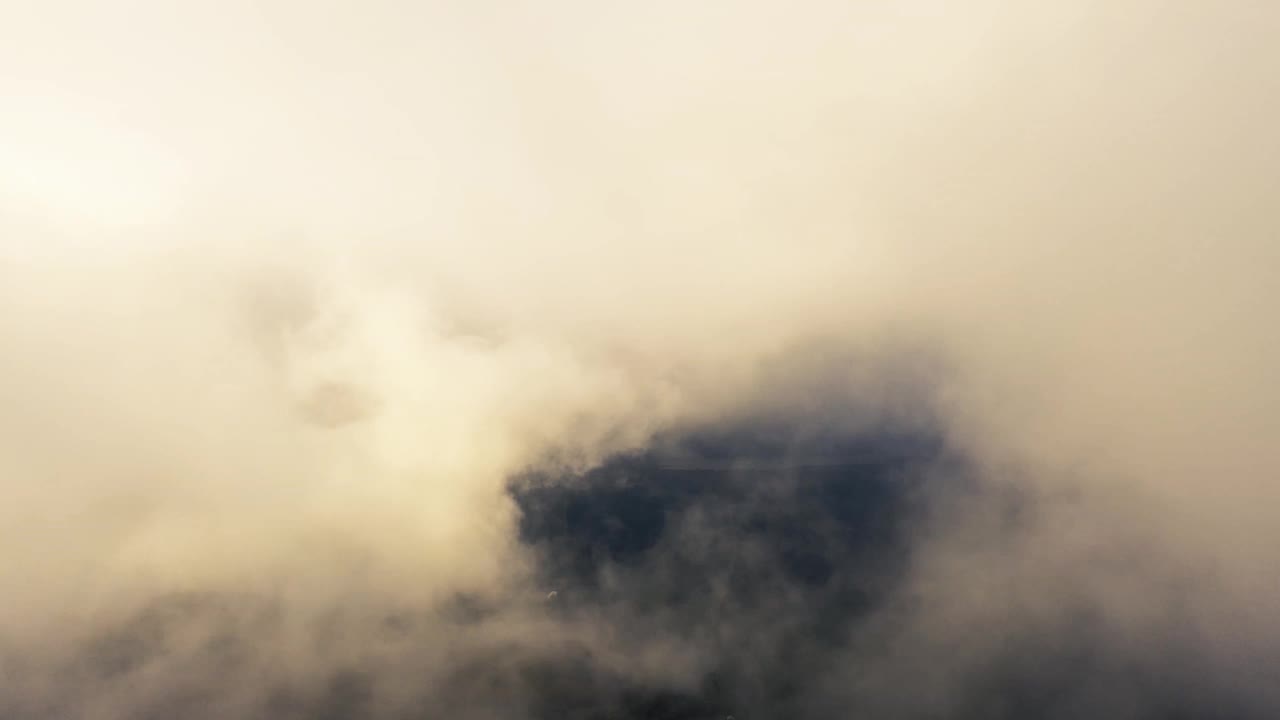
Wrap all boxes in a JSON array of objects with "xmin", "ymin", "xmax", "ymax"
[{"xmin": 1, "ymin": 1, "xmax": 1278, "ymax": 717}]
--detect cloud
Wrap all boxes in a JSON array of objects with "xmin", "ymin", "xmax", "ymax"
[{"xmin": 1, "ymin": 1, "xmax": 1278, "ymax": 717}]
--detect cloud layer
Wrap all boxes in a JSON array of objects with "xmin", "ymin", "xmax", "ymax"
[{"xmin": 2, "ymin": 1, "xmax": 1278, "ymax": 717}]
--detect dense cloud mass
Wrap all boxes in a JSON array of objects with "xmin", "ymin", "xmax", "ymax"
[{"xmin": 1, "ymin": 1, "xmax": 1278, "ymax": 717}]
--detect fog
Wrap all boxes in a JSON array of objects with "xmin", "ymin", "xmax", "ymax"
[{"xmin": 1, "ymin": 1, "xmax": 1277, "ymax": 717}]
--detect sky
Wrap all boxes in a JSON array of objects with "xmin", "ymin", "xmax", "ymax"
[{"xmin": 1, "ymin": 1, "xmax": 1278, "ymax": 718}]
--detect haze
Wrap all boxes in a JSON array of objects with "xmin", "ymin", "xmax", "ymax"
[{"xmin": 1, "ymin": 2, "xmax": 1277, "ymax": 717}]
